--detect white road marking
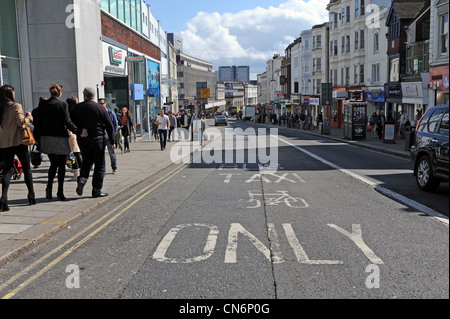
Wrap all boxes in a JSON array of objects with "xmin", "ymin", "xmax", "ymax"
[
  {"xmin": 276, "ymin": 136, "xmax": 449, "ymax": 225},
  {"xmin": 328, "ymin": 224, "xmax": 384, "ymax": 264}
]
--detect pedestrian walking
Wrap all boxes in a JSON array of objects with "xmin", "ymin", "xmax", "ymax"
[
  {"xmin": 376, "ymin": 110, "xmax": 386, "ymax": 140},
  {"xmin": 155, "ymin": 109, "xmax": 170, "ymax": 151},
  {"xmin": 197, "ymin": 114, "xmax": 206, "ymax": 145},
  {"xmin": 168, "ymin": 111, "xmax": 177, "ymax": 141},
  {"xmin": 66, "ymin": 96, "xmax": 83, "ymax": 181},
  {"xmin": 70, "ymin": 87, "xmax": 115, "ymax": 198},
  {"xmin": 34, "ymin": 84, "xmax": 78, "ymax": 201},
  {"xmin": 398, "ymin": 110, "xmax": 408, "ymax": 139},
  {"xmin": 99, "ymin": 98, "xmax": 118, "ymax": 174},
  {"xmin": 152, "ymin": 117, "xmax": 159, "ymax": 142},
  {"xmin": 180, "ymin": 110, "xmax": 191, "ymax": 140},
  {"xmin": 0, "ymin": 84, "xmax": 36, "ymax": 210},
  {"xmin": 370, "ymin": 112, "xmax": 378, "ymax": 138},
  {"xmin": 121, "ymin": 107, "xmax": 135, "ymax": 153},
  {"xmin": 114, "ymin": 107, "xmax": 124, "ymax": 153}
]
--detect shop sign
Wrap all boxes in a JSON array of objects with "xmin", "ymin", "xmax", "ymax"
[
  {"xmin": 303, "ymin": 97, "xmax": 310, "ymax": 105},
  {"xmin": 109, "ymin": 47, "xmax": 123, "ymax": 65},
  {"xmin": 385, "ymin": 85, "xmax": 402, "ymax": 99},
  {"xmin": 131, "ymin": 84, "xmax": 144, "ymax": 101},
  {"xmin": 332, "ymin": 88, "xmax": 348, "ymax": 99},
  {"xmin": 349, "ymin": 91, "xmax": 364, "ymax": 102},
  {"xmin": 126, "ymin": 56, "xmax": 145, "ymax": 63},
  {"xmin": 365, "ymin": 90, "xmax": 385, "ymax": 102},
  {"xmin": 430, "ymin": 66, "xmax": 449, "ymax": 91},
  {"xmin": 401, "ymin": 82, "xmax": 423, "ymax": 98},
  {"xmin": 309, "ymin": 97, "xmax": 320, "ymax": 105},
  {"xmin": 103, "ymin": 42, "xmax": 127, "ymax": 76}
]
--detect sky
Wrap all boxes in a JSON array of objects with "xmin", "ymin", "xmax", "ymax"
[{"xmin": 147, "ymin": 0, "xmax": 330, "ymax": 80}]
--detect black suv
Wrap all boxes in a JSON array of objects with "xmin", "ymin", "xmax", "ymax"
[{"xmin": 411, "ymin": 104, "xmax": 449, "ymax": 191}]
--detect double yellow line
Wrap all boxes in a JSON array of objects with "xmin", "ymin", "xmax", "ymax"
[{"xmin": 1, "ymin": 164, "xmax": 186, "ymax": 299}]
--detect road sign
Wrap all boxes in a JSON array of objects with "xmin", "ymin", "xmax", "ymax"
[
  {"xmin": 126, "ymin": 56, "xmax": 145, "ymax": 63},
  {"xmin": 200, "ymin": 88, "xmax": 210, "ymax": 99}
]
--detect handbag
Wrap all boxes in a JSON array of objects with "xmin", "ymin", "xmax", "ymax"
[{"xmin": 21, "ymin": 124, "xmax": 36, "ymax": 146}]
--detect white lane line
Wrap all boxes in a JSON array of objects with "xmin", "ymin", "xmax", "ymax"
[{"xmin": 276, "ymin": 136, "xmax": 449, "ymax": 226}]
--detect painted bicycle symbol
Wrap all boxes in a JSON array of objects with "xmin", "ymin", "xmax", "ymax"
[{"xmin": 246, "ymin": 190, "xmax": 309, "ymax": 209}]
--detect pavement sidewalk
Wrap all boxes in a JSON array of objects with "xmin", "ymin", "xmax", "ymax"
[
  {"xmin": 0, "ymin": 135, "xmax": 180, "ymax": 265},
  {"xmin": 257, "ymin": 120, "xmax": 411, "ymax": 159}
]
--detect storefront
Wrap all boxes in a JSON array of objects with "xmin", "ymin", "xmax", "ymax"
[
  {"xmin": 384, "ymin": 83, "xmax": 403, "ymax": 121},
  {"xmin": 401, "ymin": 78, "xmax": 429, "ymax": 125},
  {"xmin": 102, "ymin": 41, "xmax": 129, "ymax": 113},
  {"xmin": 430, "ymin": 65, "xmax": 449, "ymax": 106},
  {"xmin": 365, "ymin": 89, "xmax": 385, "ymax": 117},
  {"xmin": 331, "ymin": 88, "xmax": 347, "ymax": 127}
]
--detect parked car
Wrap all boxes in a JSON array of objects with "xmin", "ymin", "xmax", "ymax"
[
  {"xmin": 215, "ymin": 115, "xmax": 228, "ymax": 126},
  {"xmin": 410, "ymin": 104, "xmax": 449, "ymax": 191}
]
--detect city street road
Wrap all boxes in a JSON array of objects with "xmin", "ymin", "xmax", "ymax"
[{"xmin": 0, "ymin": 120, "xmax": 448, "ymax": 303}]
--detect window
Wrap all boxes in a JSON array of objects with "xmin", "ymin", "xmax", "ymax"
[
  {"xmin": 342, "ymin": 8, "xmax": 346, "ymax": 25},
  {"xmin": 354, "ymin": 65, "xmax": 359, "ymax": 84},
  {"xmin": 346, "ymin": 35, "xmax": 350, "ymax": 53},
  {"xmin": 294, "ymin": 82, "xmax": 299, "ymax": 93},
  {"xmin": 333, "ymin": 69, "xmax": 338, "ymax": 86},
  {"xmin": 316, "ymin": 79, "xmax": 321, "ymax": 94},
  {"xmin": 439, "ymin": 112, "xmax": 449, "ymax": 136},
  {"xmin": 361, "ymin": 0, "xmax": 365, "ymax": 16},
  {"xmin": 359, "ymin": 64, "xmax": 365, "ymax": 84},
  {"xmin": 314, "ymin": 35, "xmax": 322, "ymax": 48},
  {"xmin": 428, "ymin": 108, "xmax": 447, "ymax": 133},
  {"xmin": 355, "ymin": 0, "xmax": 360, "ymax": 18},
  {"xmin": 390, "ymin": 58, "xmax": 399, "ymax": 82},
  {"xmin": 342, "ymin": 36, "xmax": 345, "ymax": 54},
  {"xmin": 440, "ymin": 13, "xmax": 449, "ymax": 55},
  {"xmin": 305, "ymin": 39, "xmax": 310, "ymax": 51},
  {"xmin": 360, "ymin": 30, "xmax": 365, "ymax": 49},
  {"xmin": 374, "ymin": 33, "xmax": 379, "ymax": 52},
  {"xmin": 330, "ymin": 41, "xmax": 334, "ymax": 56},
  {"xmin": 372, "ymin": 64, "xmax": 380, "ymax": 83},
  {"xmin": 334, "ymin": 40, "xmax": 338, "ymax": 56},
  {"xmin": 355, "ymin": 31, "xmax": 359, "ymax": 50},
  {"xmin": 316, "ymin": 57, "xmax": 322, "ymax": 71},
  {"xmin": 345, "ymin": 67, "xmax": 350, "ymax": 86},
  {"xmin": 346, "ymin": 6, "xmax": 351, "ymax": 23},
  {"xmin": 334, "ymin": 12, "xmax": 338, "ymax": 29}
]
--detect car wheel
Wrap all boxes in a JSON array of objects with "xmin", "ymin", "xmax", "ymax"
[{"xmin": 416, "ymin": 155, "xmax": 440, "ymax": 191}]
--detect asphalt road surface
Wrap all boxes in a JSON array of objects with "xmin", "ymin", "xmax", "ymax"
[{"xmin": 0, "ymin": 120, "xmax": 448, "ymax": 305}]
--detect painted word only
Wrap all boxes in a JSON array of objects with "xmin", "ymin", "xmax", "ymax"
[{"xmin": 152, "ymin": 223, "xmax": 384, "ymax": 265}]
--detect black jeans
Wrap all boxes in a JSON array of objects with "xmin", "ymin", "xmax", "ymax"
[
  {"xmin": 47, "ymin": 154, "xmax": 67, "ymax": 193},
  {"xmin": 77, "ymin": 138, "xmax": 106, "ymax": 197},
  {"xmin": 0, "ymin": 144, "xmax": 35, "ymax": 199},
  {"xmin": 159, "ymin": 129, "xmax": 168, "ymax": 149}
]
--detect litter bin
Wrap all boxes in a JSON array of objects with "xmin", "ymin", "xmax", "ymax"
[{"xmin": 318, "ymin": 122, "xmax": 323, "ymax": 134}]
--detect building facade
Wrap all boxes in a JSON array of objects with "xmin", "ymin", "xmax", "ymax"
[
  {"xmin": 1, "ymin": 0, "xmax": 104, "ymax": 111},
  {"xmin": 429, "ymin": 0, "xmax": 449, "ymax": 107},
  {"xmin": 176, "ymin": 51, "xmax": 216, "ymax": 114}
]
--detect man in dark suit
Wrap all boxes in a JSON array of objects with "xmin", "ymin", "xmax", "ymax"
[{"xmin": 70, "ymin": 87, "xmax": 115, "ymax": 198}]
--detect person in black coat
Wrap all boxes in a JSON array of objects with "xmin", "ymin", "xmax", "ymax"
[
  {"xmin": 70, "ymin": 87, "xmax": 115, "ymax": 198},
  {"xmin": 34, "ymin": 84, "xmax": 77, "ymax": 201}
]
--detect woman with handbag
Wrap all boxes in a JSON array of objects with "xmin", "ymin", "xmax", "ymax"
[
  {"xmin": 33, "ymin": 84, "xmax": 77, "ymax": 201},
  {"xmin": 0, "ymin": 85, "xmax": 36, "ymax": 211}
]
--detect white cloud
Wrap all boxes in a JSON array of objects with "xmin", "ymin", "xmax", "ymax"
[{"xmin": 180, "ymin": 0, "xmax": 329, "ymax": 78}]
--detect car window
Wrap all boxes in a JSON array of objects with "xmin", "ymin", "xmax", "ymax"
[
  {"xmin": 439, "ymin": 111, "xmax": 449, "ymax": 136},
  {"xmin": 427, "ymin": 108, "xmax": 447, "ymax": 134}
]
